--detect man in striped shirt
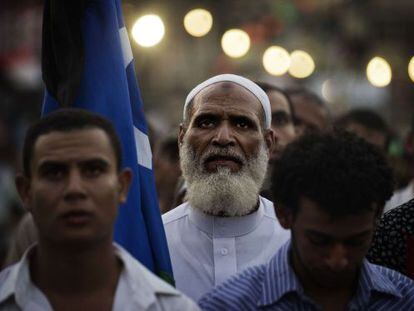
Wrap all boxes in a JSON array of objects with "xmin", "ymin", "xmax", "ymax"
[{"xmin": 199, "ymin": 130, "xmax": 414, "ymax": 310}]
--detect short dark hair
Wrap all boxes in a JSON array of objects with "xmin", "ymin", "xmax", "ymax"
[
  {"xmin": 255, "ymin": 81, "xmax": 295, "ymax": 118},
  {"xmin": 271, "ymin": 130, "xmax": 394, "ymax": 216},
  {"xmin": 335, "ymin": 109, "xmax": 390, "ymax": 143},
  {"xmin": 23, "ymin": 108, "xmax": 122, "ymax": 177},
  {"xmin": 156, "ymin": 136, "xmax": 179, "ymax": 163},
  {"xmin": 285, "ymin": 87, "xmax": 326, "ymax": 108}
]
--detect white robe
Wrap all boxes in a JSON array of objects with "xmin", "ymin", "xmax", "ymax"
[{"xmin": 162, "ymin": 196, "xmax": 290, "ymax": 301}]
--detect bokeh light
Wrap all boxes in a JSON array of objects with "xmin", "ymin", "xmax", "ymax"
[
  {"xmin": 366, "ymin": 56, "xmax": 392, "ymax": 87},
  {"xmin": 408, "ymin": 57, "xmax": 414, "ymax": 83},
  {"xmin": 262, "ymin": 46, "xmax": 291, "ymax": 76},
  {"xmin": 321, "ymin": 79, "xmax": 334, "ymax": 102},
  {"xmin": 131, "ymin": 14, "xmax": 165, "ymax": 47},
  {"xmin": 184, "ymin": 9, "xmax": 213, "ymax": 37},
  {"xmin": 221, "ymin": 29, "xmax": 251, "ymax": 58},
  {"xmin": 288, "ymin": 50, "xmax": 315, "ymax": 78}
]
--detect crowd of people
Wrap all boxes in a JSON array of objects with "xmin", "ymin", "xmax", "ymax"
[{"xmin": 0, "ymin": 74, "xmax": 414, "ymax": 310}]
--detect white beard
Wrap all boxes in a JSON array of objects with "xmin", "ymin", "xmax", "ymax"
[{"xmin": 180, "ymin": 140, "xmax": 269, "ymax": 217}]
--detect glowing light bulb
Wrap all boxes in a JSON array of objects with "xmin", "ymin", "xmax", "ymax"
[
  {"xmin": 366, "ymin": 57, "xmax": 392, "ymax": 87},
  {"xmin": 132, "ymin": 14, "xmax": 165, "ymax": 47},
  {"xmin": 184, "ymin": 9, "xmax": 213, "ymax": 37},
  {"xmin": 262, "ymin": 46, "xmax": 291, "ymax": 76},
  {"xmin": 221, "ymin": 29, "xmax": 250, "ymax": 58},
  {"xmin": 288, "ymin": 50, "xmax": 315, "ymax": 78}
]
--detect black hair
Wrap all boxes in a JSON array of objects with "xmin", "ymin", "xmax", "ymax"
[
  {"xmin": 156, "ymin": 136, "xmax": 179, "ymax": 163},
  {"xmin": 285, "ymin": 87, "xmax": 326, "ymax": 108},
  {"xmin": 335, "ymin": 108, "xmax": 390, "ymax": 146},
  {"xmin": 255, "ymin": 81, "xmax": 295, "ymax": 118},
  {"xmin": 271, "ymin": 129, "xmax": 394, "ymax": 216},
  {"xmin": 23, "ymin": 108, "xmax": 122, "ymax": 177}
]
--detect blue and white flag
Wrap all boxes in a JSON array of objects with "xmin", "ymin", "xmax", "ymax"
[{"xmin": 41, "ymin": 0, "xmax": 173, "ymax": 283}]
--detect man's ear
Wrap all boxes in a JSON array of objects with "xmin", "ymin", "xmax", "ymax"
[
  {"xmin": 178, "ymin": 123, "xmax": 187, "ymax": 147},
  {"xmin": 118, "ymin": 168, "xmax": 133, "ymax": 204},
  {"xmin": 15, "ymin": 174, "xmax": 32, "ymax": 212},
  {"xmin": 264, "ymin": 128, "xmax": 276, "ymax": 156},
  {"xmin": 275, "ymin": 204, "xmax": 293, "ymax": 230}
]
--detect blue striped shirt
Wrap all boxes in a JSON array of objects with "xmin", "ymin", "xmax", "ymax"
[{"xmin": 199, "ymin": 240, "xmax": 414, "ymax": 310}]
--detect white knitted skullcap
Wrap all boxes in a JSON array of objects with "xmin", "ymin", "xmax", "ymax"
[{"xmin": 184, "ymin": 74, "xmax": 271, "ymax": 129}]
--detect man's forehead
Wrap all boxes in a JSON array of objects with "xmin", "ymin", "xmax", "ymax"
[
  {"xmin": 267, "ymin": 90, "xmax": 291, "ymax": 113},
  {"xmin": 33, "ymin": 128, "xmax": 114, "ymax": 163},
  {"xmin": 191, "ymin": 82, "xmax": 262, "ymax": 116},
  {"xmin": 195, "ymin": 81, "xmax": 259, "ymax": 101},
  {"xmin": 295, "ymin": 197, "xmax": 377, "ymax": 231}
]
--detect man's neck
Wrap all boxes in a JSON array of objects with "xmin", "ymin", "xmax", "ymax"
[
  {"xmin": 200, "ymin": 198, "xmax": 260, "ymax": 217},
  {"xmin": 30, "ymin": 240, "xmax": 122, "ymax": 308}
]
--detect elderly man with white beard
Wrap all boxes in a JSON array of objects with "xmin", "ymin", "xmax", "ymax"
[{"xmin": 162, "ymin": 74, "xmax": 290, "ymax": 301}]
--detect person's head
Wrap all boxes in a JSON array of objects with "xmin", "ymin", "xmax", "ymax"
[
  {"xmin": 285, "ymin": 87, "xmax": 330, "ymax": 136},
  {"xmin": 179, "ymin": 74, "xmax": 275, "ymax": 216},
  {"xmin": 16, "ymin": 109, "xmax": 132, "ymax": 249},
  {"xmin": 256, "ymin": 82, "xmax": 296, "ymax": 161},
  {"xmin": 153, "ymin": 136, "xmax": 181, "ymax": 213},
  {"xmin": 335, "ymin": 108, "xmax": 390, "ymax": 151},
  {"xmin": 271, "ymin": 130, "xmax": 394, "ymax": 289}
]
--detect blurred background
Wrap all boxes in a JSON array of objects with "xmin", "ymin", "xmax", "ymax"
[{"xmin": 1, "ymin": 0, "xmax": 414, "ymax": 263}]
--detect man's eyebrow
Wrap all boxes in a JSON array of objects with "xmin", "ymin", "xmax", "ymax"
[
  {"xmin": 79, "ymin": 158, "xmax": 111, "ymax": 167},
  {"xmin": 229, "ymin": 115, "xmax": 258, "ymax": 126},
  {"xmin": 344, "ymin": 230, "xmax": 372, "ymax": 240},
  {"xmin": 272, "ymin": 111, "xmax": 290, "ymax": 116},
  {"xmin": 306, "ymin": 229, "xmax": 372, "ymax": 240},
  {"xmin": 306, "ymin": 230, "xmax": 331, "ymax": 238},
  {"xmin": 193, "ymin": 112, "xmax": 219, "ymax": 119},
  {"xmin": 38, "ymin": 158, "xmax": 110, "ymax": 167},
  {"xmin": 38, "ymin": 160, "xmax": 66, "ymax": 168}
]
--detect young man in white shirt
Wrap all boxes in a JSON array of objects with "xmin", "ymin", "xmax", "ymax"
[{"xmin": 0, "ymin": 109, "xmax": 198, "ymax": 311}]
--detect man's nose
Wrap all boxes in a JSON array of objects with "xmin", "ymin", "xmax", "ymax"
[
  {"xmin": 325, "ymin": 244, "xmax": 349, "ymax": 271},
  {"xmin": 212, "ymin": 122, "xmax": 236, "ymax": 147},
  {"xmin": 64, "ymin": 169, "xmax": 87, "ymax": 201}
]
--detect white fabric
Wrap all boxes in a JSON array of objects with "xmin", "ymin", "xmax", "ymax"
[
  {"xmin": 134, "ymin": 126, "xmax": 152, "ymax": 170},
  {"xmin": 119, "ymin": 27, "xmax": 133, "ymax": 68},
  {"xmin": 0, "ymin": 244, "xmax": 199, "ymax": 311},
  {"xmin": 184, "ymin": 74, "xmax": 272, "ymax": 129},
  {"xmin": 162, "ymin": 196, "xmax": 290, "ymax": 301},
  {"xmin": 384, "ymin": 180, "xmax": 414, "ymax": 213}
]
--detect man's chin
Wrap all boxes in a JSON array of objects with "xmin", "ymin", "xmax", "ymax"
[
  {"xmin": 311, "ymin": 271, "xmax": 356, "ymax": 289},
  {"xmin": 204, "ymin": 162, "xmax": 242, "ymax": 173}
]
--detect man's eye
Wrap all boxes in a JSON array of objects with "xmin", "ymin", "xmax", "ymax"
[
  {"xmin": 272, "ymin": 113, "xmax": 291, "ymax": 127},
  {"xmin": 198, "ymin": 119, "xmax": 215, "ymax": 128},
  {"xmin": 234, "ymin": 118, "xmax": 253, "ymax": 129},
  {"xmin": 309, "ymin": 236, "xmax": 330, "ymax": 246},
  {"xmin": 236, "ymin": 121, "xmax": 249, "ymax": 128},
  {"xmin": 83, "ymin": 165, "xmax": 104, "ymax": 177},
  {"xmin": 41, "ymin": 167, "xmax": 65, "ymax": 180},
  {"xmin": 344, "ymin": 238, "xmax": 367, "ymax": 248}
]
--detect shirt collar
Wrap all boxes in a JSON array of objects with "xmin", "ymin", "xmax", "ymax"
[
  {"xmin": 258, "ymin": 240, "xmax": 304, "ymax": 307},
  {"xmin": 257, "ymin": 241, "xmax": 404, "ymax": 308},
  {"xmin": 350, "ymin": 260, "xmax": 403, "ymax": 309},
  {"xmin": 0, "ymin": 243, "xmax": 180, "ymax": 311},
  {"xmin": 112, "ymin": 244, "xmax": 180, "ymax": 310},
  {"xmin": 188, "ymin": 196, "xmax": 265, "ymax": 238},
  {"xmin": 0, "ymin": 244, "xmax": 53, "ymax": 310}
]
